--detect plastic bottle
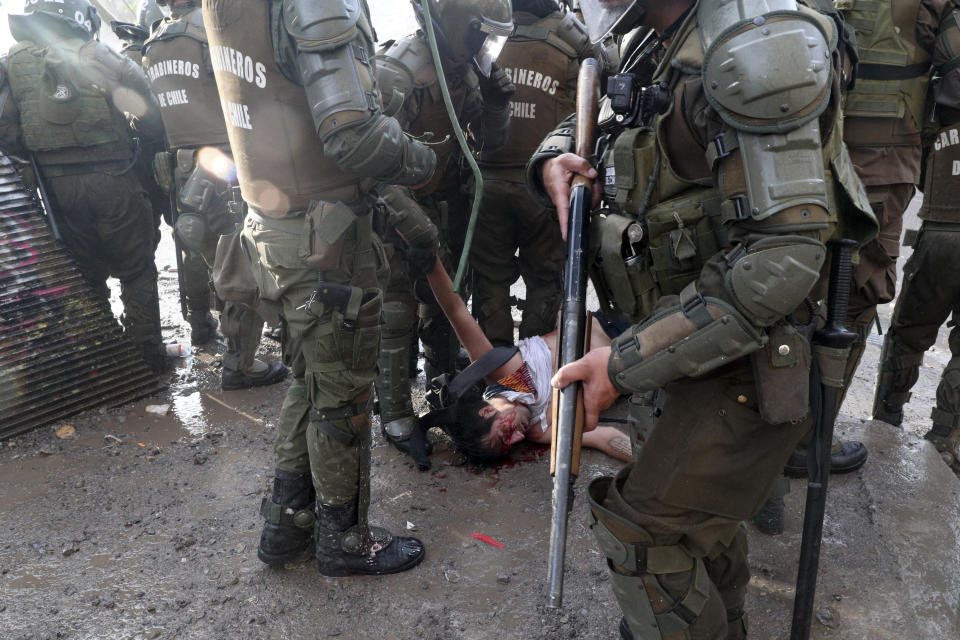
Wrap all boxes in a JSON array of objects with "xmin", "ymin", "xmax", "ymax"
[{"xmin": 165, "ymin": 343, "xmax": 192, "ymax": 357}]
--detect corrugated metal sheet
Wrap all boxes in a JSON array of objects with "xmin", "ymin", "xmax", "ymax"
[{"xmin": 0, "ymin": 153, "xmax": 163, "ymax": 439}]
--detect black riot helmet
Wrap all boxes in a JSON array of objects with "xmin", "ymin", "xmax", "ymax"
[
  {"xmin": 412, "ymin": 0, "xmax": 514, "ymax": 76},
  {"xmin": 10, "ymin": 0, "xmax": 102, "ymax": 43}
]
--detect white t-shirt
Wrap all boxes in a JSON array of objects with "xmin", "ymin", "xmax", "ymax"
[{"xmin": 483, "ymin": 336, "xmax": 553, "ymax": 432}]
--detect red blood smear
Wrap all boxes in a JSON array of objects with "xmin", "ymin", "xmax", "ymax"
[{"xmin": 471, "ymin": 532, "xmax": 506, "ymax": 549}]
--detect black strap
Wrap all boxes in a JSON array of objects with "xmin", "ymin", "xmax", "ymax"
[
  {"xmin": 856, "ymin": 62, "xmax": 929, "ymax": 81},
  {"xmin": 447, "ymin": 346, "xmax": 520, "ymax": 400}
]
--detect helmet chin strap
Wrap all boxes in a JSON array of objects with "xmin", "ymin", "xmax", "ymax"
[{"xmin": 419, "ymin": 346, "xmax": 519, "ymax": 428}]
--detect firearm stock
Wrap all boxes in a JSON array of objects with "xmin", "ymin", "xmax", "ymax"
[{"xmin": 547, "ymin": 57, "xmax": 601, "ymax": 610}]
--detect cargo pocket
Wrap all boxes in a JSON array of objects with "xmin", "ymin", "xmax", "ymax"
[
  {"xmin": 299, "ymin": 200, "xmax": 356, "ymax": 271},
  {"xmin": 212, "ymin": 224, "xmax": 258, "ymax": 307},
  {"xmin": 331, "ymin": 288, "xmax": 383, "ymax": 371}
]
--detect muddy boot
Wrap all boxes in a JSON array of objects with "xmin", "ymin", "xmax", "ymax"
[
  {"xmin": 383, "ymin": 417, "xmax": 432, "ymax": 471},
  {"xmin": 222, "ymin": 360, "xmax": 289, "ymax": 391},
  {"xmin": 924, "ymin": 424, "xmax": 960, "ymax": 470},
  {"xmin": 783, "ymin": 438, "xmax": 868, "ymax": 478},
  {"xmin": 314, "ymin": 500, "xmax": 425, "ymax": 576},
  {"xmin": 752, "ymin": 496, "xmax": 785, "ymax": 536},
  {"xmin": 257, "ymin": 470, "xmax": 315, "ymax": 566},
  {"xmin": 190, "ymin": 311, "xmax": 219, "ymax": 346}
]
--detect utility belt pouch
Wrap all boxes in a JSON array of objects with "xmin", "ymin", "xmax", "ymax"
[
  {"xmin": 300, "ymin": 200, "xmax": 357, "ymax": 272},
  {"xmin": 152, "ymin": 150, "xmax": 175, "ymax": 193},
  {"xmin": 749, "ymin": 323, "xmax": 811, "ymax": 425},
  {"xmin": 179, "ymin": 157, "xmax": 216, "ymax": 214}
]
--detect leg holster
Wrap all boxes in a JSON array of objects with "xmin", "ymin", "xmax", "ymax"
[{"xmin": 588, "ymin": 476, "xmax": 712, "ymax": 640}]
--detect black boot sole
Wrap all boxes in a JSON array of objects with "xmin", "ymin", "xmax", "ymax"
[{"xmin": 784, "ymin": 441, "xmax": 868, "ymax": 478}]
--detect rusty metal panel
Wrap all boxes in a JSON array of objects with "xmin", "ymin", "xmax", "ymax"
[{"xmin": 0, "ymin": 154, "xmax": 163, "ymax": 439}]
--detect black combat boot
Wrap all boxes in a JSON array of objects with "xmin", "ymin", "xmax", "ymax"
[
  {"xmin": 783, "ymin": 439, "xmax": 868, "ymax": 478},
  {"xmin": 257, "ymin": 470, "xmax": 315, "ymax": 566},
  {"xmin": 752, "ymin": 496, "xmax": 785, "ymax": 536},
  {"xmin": 222, "ymin": 361, "xmax": 289, "ymax": 391},
  {"xmin": 189, "ymin": 311, "xmax": 219, "ymax": 346},
  {"xmin": 924, "ymin": 424, "xmax": 960, "ymax": 470},
  {"xmin": 314, "ymin": 500, "xmax": 425, "ymax": 576}
]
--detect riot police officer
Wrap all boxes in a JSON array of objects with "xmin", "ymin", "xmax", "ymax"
[
  {"xmin": 2, "ymin": 0, "xmax": 167, "ymax": 372},
  {"xmin": 371, "ymin": 0, "xmax": 514, "ymax": 464},
  {"xmin": 873, "ymin": 8, "xmax": 960, "ymax": 472},
  {"xmin": 204, "ymin": 0, "xmax": 438, "ymax": 575},
  {"xmin": 142, "ymin": 0, "xmax": 288, "ymax": 390},
  {"xmin": 471, "ymin": 0, "xmax": 595, "ymax": 348},
  {"xmin": 530, "ymin": 0, "xmax": 875, "ymax": 636}
]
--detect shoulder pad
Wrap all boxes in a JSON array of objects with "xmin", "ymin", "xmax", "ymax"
[
  {"xmin": 144, "ymin": 8, "xmax": 207, "ymax": 47},
  {"xmin": 699, "ymin": 0, "xmax": 833, "ymax": 134},
  {"xmin": 282, "ymin": 0, "xmax": 362, "ymax": 52},
  {"xmin": 377, "ymin": 35, "xmax": 437, "ymax": 89},
  {"xmin": 555, "ymin": 11, "xmax": 592, "ymax": 60}
]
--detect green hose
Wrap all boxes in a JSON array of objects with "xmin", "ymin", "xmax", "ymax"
[{"xmin": 420, "ymin": 0, "xmax": 483, "ymax": 294}]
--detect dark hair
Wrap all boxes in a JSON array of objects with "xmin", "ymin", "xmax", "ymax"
[
  {"xmin": 512, "ymin": 0, "xmax": 560, "ymax": 18},
  {"xmin": 439, "ymin": 400, "xmax": 505, "ymax": 463}
]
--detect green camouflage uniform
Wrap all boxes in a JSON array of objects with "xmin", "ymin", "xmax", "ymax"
[{"xmin": 528, "ymin": 0, "xmax": 875, "ymax": 636}]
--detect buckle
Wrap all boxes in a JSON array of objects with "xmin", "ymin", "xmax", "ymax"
[
  {"xmin": 680, "ymin": 289, "xmax": 706, "ymax": 317},
  {"xmin": 729, "ymin": 195, "xmax": 750, "ymax": 220}
]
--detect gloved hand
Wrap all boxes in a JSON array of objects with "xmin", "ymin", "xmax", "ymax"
[
  {"xmin": 480, "ymin": 62, "xmax": 516, "ymax": 110},
  {"xmin": 406, "ymin": 247, "xmax": 438, "ymax": 282},
  {"xmin": 377, "ymin": 184, "xmax": 440, "ymax": 255},
  {"xmin": 384, "ymin": 418, "xmax": 433, "ymax": 471}
]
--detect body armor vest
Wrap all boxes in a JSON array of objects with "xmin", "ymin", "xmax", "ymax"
[
  {"xmin": 142, "ymin": 8, "xmax": 229, "ymax": 149},
  {"xmin": 919, "ymin": 124, "xmax": 960, "ymax": 222},
  {"xmin": 840, "ymin": 0, "xmax": 932, "ymax": 145},
  {"xmin": 203, "ymin": 0, "xmax": 357, "ymax": 216},
  {"xmin": 377, "ymin": 36, "xmax": 480, "ymax": 197},
  {"xmin": 479, "ymin": 11, "xmax": 578, "ymax": 168},
  {"xmin": 592, "ymin": 7, "xmax": 867, "ymax": 323},
  {"xmin": 6, "ymin": 40, "xmax": 131, "ymax": 165}
]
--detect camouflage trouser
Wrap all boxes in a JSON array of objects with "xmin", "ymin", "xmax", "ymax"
[
  {"xmin": 47, "ymin": 169, "xmax": 162, "ymax": 365},
  {"xmin": 594, "ymin": 360, "xmax": 808, "ymax": 639},
  {"xmin": 874, "ymin": 224, "xmax": 960, "ymax": 429},
  {"xmin": 842, "ymin": 182, "xmax": 915, "ymax": 395},
  {"xmin": 242, "ymin": 205, "xmax": 384, "ymax": 504},
  {"xmin": 469, "ymin": 175, "xmax": 564, "ymax": 347}
]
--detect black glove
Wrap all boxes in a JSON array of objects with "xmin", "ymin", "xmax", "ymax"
[
  {"xmin": 385, "ymin": 419, "xmax": 433, "ymax": 471},
  {"xmin": 406, "ymin": 247, "xmax": 438, "ymax": 282},
  {"xmin": 480, "ymin": 62, "xmax": 516, "ymax": 110}
]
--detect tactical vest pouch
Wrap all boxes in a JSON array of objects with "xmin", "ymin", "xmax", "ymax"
[
  {"xmin": 604, "ymin": 126, "xmax": 657, "ymax": 210},
  {"xmin": 645, "ymin": 191, "xmax": 723, "ymax": 297},
  {"xmin": 300, "ymin": 200, "xmax": 357, "ymax": 271},
  {"xmin": 749, "ymin": 323, "xmax": 811, "ymax": 425},
  {"xmin": 590, "ymin": 213, "xmax": 659, "ymax": 323}
]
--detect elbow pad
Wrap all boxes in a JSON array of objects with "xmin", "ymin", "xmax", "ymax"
[
  {"xmin": 525, "ymin": 124, "xmax": 575, "ymax": 207},
  {"xmin": 375, "ymin": 184, "xmax": 439, "ymax": 253},
  {"xmin": 607, "ymin": 285, "xmax": 766, "ymax": 395},
  {"xmin": 327, "ymin": 114, "xmax": 436, "ymax": 186},
  {"xmin": 725, "ymin": 236, "xmax": 826, "ymax": 327}
]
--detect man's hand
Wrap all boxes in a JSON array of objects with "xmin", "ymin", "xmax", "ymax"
[
  {"xmin": 551, "ymin": 346, "xmax": 619, "ymax": 432},
  {"xmin": 541, "ymin": 153, "xmax": 599, "ymax": 240},
  {"xmin": 480, "ymin": 62, "xmax": 516, "ymax": 109}
]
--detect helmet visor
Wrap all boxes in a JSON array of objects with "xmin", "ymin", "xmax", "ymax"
[
  {"xmin": 474, "ymin": 30, "xmax": 509, "ymax": 77},
  {"xmin": 579, "ymin": 0, "xmax": 638, "ymax": 43}
]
